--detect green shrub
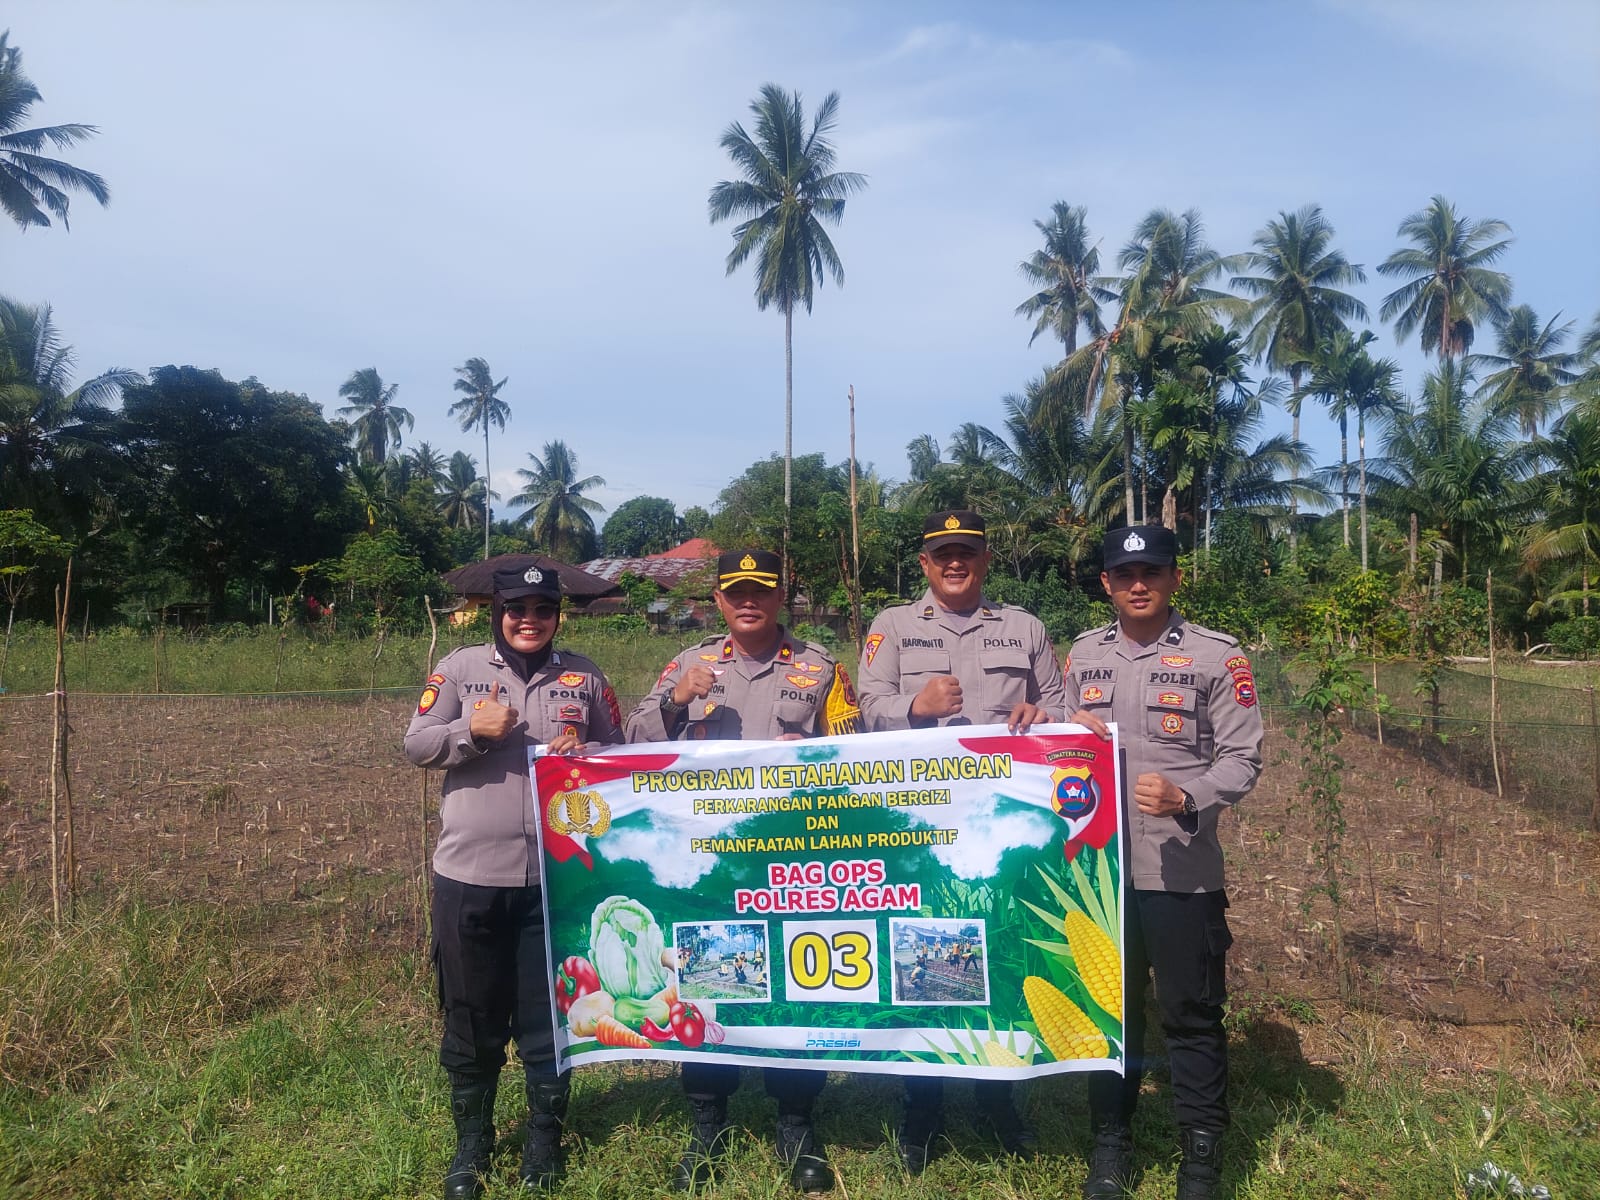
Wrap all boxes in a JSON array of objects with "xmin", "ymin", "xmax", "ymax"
[{"xmin": 1548, "ymin": 616, "xmax": 1600, "ymax": 658}]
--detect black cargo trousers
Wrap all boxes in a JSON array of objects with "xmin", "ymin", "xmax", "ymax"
[
  {"xmin": 431, "ymin": 873, "xmax": 558, "ymax": 1085},
  {"xmin": 1088, "ymin": 888, "xmax": 1233, "ymax": 1132}
]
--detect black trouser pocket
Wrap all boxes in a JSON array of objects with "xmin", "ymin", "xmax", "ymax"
[{"xmin": 1202, "ymin": 911, "xmax": 1233, "ymax": 1007}]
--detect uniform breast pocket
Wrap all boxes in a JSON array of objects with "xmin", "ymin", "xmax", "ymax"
[
  {"xmin": 899, "ymin": 648, "xmax": 951, "ymax": 678},
  {"xmin": 773, "ymin": 699, "xmax": 816, "ymax": 738},
  {"xmin": 981, "ymin": 648, "xmax": 1033, "ymax": 708},
  {"xmin": 685, "ymin": 699, "xmax": 725, "ymax": 740},
  {"xmin": 1077, "ymin": 678, "xmax": 1115, "ymax": 711},
  {"xmin": 543, "ymin": 699, "xmax": 590, "ymax": 739},
  {"xmin": 1145, "ymin": 685, "xmax": 1198, "ymax": 745}
]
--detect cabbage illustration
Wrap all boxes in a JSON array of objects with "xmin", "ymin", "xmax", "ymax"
[{"xmin": 589, "ymin": 895, "xmax": 671, "ymax": 1000}]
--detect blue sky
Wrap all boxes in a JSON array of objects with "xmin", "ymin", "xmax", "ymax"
[{"xmin": 8, "ymin": 0, "xmax": 1598, "ymax": 520}]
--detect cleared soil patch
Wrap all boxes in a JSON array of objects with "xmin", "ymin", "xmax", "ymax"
[{"xmin": 2, "ymin": 694, "xmax": 1597, "ymax": 1044}]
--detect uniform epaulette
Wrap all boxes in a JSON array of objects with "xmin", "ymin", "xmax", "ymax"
[
  {"xmin": 1071, "ymin": 621, "xmax": 1117, "ymax": 645},
  {"xmin": 1182, "ymin": 622, "xmax": 1241, "ymax": 648},
  {"xmin": 695, "ymin": 633, "xmax": 724, "ymax": 646}
]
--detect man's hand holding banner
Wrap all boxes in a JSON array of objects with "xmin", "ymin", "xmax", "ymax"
[{"xmin": 533, "ymin": 724, "xmax": 1123, "ymax": 1079}]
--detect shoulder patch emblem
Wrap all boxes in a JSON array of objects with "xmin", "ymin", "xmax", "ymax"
[
  {"xmin": 1225, "ymin": 655, "xmax": 1251, "ymax": 673},
  {"xmin": 558, "ymin": 671, "xmax": 585, "ymax": 687},
  {"xmin": 656, "ymin": 662, "xmax": 678, "ymax": 688},
  {"xmin": 864, "ymin": 633, "xmax": 885, "ymax": 666},
  {"xmin": 602, "ymin": 685, "xmax": 620, "ymax": 727},
  {"xmin": 417, "ymin": 685, "xmax": 440, "ymax": 715},
  {"xmin": 427, "ymin": 672, "xmax": 446, "ymax": 686},
  {"xmin": 1160, "ymin": 654, "xmax": 1193, "ymax": 668},
  {"xmin": 1082, "ymin": 686, "xmax": 1104, "ymax": 703},
  {"xmin": 786, "ymin": 673, "xmax": 820, "ymax": 689},
  {"xmin": 1157, "ymin": 691, "xmax": 1185, "ymax": 707},
  {"xmin": 922, "ymin": 605, "xmax": 935, "ymax": 618},
  {"xmin": 1234, "ymin": 679, "xmax": 1257, "ymax": 708},
  {"xmin": 1161, "ymin": 712, "xmax": 1184, "ymax": 735}
]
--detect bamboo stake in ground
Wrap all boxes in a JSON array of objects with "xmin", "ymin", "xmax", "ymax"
[
  {"xmin": 1487, "ymin": 569, "xmax": 1503, "ymax": 799},
  {"xmin": 1588, "ymin": 685, "xmax": 1599, "ymax": 832},
  {"xmin": 421, "ymin": 595, "xmax": 439, "ymax": 943},
  {"xmin": 49, "ymin": 562, "xmax": 76, "ymax": 926},
  {"xmin": 847, "ymin": 385, "xmax": 862, "ymax": 646}
]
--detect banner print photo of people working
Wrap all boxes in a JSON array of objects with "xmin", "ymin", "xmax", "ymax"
[{"xmin": 532, "ymin": 725, "xmax": 1124, "ymax": 1079}]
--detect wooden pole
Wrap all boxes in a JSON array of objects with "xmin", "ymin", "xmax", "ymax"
[
  {"xmin": 848, "ymin": 385, "xmax": 862, "ymax": 646},
  {"xmin": 1487, "ymin": 569, "xmax": 1503, "ymax": 799},
  {"xmin": 50, "ymin": 562, "xmax": 76, "ymax": 926},
  {"xmin": 422, "ymin": 597, "xmax": 439, "ymax": 941},
  {"xmin": 1588, "ymin": 685, "xmax": 1600, "ymax": 832}
]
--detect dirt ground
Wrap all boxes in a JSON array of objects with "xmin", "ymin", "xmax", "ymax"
[{"xmin": 2, "ymin": 694, "xmax": 1596, "ymax": 1048}]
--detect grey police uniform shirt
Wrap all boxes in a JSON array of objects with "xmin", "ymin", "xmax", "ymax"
[
  {"xmin": 1065, "ymin": 610, "xmax": 1263, "ymax": 893},
  {"xmin": 626, "ymin": 629, "xmax": 862, "ymax": 743},
  {"xmin": 404, "ymin": 643, "xmax": 624, "ymax": 887},
  {"xmin": 857, "ymin": 589, "xmax": 1069, "ymax": 731}
]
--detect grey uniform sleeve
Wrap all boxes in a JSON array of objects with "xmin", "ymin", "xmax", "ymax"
[
  {"xmin": 1030, "ymin": 621, "xmax": 1070, "ymax": 720},
  {"xmin": 625, "ymin": 654, "xmax": 688, "ymax": 743},
  {"xmin": 587, "ymin": 667, "xmax": 626, "ymax": 746},
  {"xmin": 403, "ymin": 655, "xmax": 486, "ymax": 770},
  {"xmin": 1186, "ymin": 647, "xmax": 1264, "ymax": 812},
  {"xmin": 857, "ymin": 611, "xmax": 920, "ymax": 731}
]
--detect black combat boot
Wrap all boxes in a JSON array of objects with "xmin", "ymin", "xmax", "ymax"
[
  {"xmin": 671, "ymin": 1094, "xmax": 733, "ymax": 1192},
  {"xmin": 974, "ymin": 1080, "xmax": 1039, "ymax": 1158},
  {"xmin": 1080, "ymin": 1116, "xmax": 1133, "ymax": 1200},
  {"xmin": 1175, "ymin": 1128, "xmax": 1223, "ymax": 1200},
  {"xmin": 444, "ymin": 1078, "xmax": 498, "ymax": 1200},
  {"xmin": 775, "ymin": 1109, "xmax": 834, "ymax": 1193},
  {"xmin": 896, "ymin": 1101, "xmax": 944, "ymax": 1175},
  {"xmin": 520, "ymin": 1074, "xmax": 569, "ymax": 1190}
]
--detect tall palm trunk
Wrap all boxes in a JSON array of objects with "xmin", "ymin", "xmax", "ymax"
[
  {"xmin": 1289, "ymin": 363, "xmax": 1303, "ymax": 558},
  {"xmin": 1121, "ymin": 395, "xmax": 1135, "ymax": 523},
  {"xmin": 1339, "ymin": 411, "xmax": 1350, "ymax": 549},
  {"xmin": 482, "ymin": 422, "xmax": 492, "ymax": 561},
  {"xmin": 1358, "ymin": 413, "xmax": 1370, "ymax": 571},
  {"xmin": 783, "ymin": 301, "xmax": 793, "ymax": 598}
]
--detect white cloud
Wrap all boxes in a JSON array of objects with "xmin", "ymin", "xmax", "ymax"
[{"xmin": 602, "ymin": 812, "xmax": 719, "ymax": 889}]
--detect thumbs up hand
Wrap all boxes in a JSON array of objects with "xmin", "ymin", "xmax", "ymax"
[{"xmin": 469, "ymin": 680, "xmax": 520, "ymax": 744}]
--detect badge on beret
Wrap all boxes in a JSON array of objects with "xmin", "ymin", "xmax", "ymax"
[
  {"xmin": 1122, "ymin": 531, "xmax": 1145, "ymax": 552},
  {"xmin": 524, "ymin": 566, "xmax": 543, "ymax": 584},
  {"xmin": 739, "ymin": 553, "xmax": 756, "ymax": 569},
  {"xmin": 944, "ymin": 515, "xmax": 960, "ymax": 530}
]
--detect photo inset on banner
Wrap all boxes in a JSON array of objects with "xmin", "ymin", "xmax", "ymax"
[
  {"xmin": 889, "ymin": 917, "xmax": 990, "ymax": 1006},
  {"xmin": 673, "ymin": 920, "xmax": 772, "ymax": 1003}
]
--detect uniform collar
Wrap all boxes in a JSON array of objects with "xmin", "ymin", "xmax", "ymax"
[
  {"xmin": 1110, "ymin": 609, "xmax": 1185, "ymax": 658},
  {"xmin": 719, "ymin": 627, "xmax": 796, "ymax": 669},
  {"xmin": 915, "ymin": 589, "xmax": 999, "ymax": 623}
]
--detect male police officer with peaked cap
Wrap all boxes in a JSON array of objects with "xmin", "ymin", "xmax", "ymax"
[
  {"xmin": 856, "ymin": 509, "xmax": 1067, "ymax": 1172},
  {"xmin": 628, "ymin": 548, "xmax": 860, "ymax": 1194},
  {"xmin": 1066, "ymin": 525, "xmax": 1263, "ymax": 1200}
]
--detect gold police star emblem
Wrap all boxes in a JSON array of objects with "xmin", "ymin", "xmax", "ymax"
[
  {"xmin": 739, "ymin": 554, "xmax": 756, "ymax": 569},
  {"xmin": 944, "ymin": 515, "xmax": 960, "ymax": 529}
]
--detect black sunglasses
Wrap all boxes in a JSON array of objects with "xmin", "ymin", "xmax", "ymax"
[{"xmin": 504, "ymin": 601, "xmax": 560, "ymax": 620}]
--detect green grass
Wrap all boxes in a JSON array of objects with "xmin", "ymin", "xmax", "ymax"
[{"xmin": 2, "ymin": 890, "xmax": 1593, "ymax": 1199}]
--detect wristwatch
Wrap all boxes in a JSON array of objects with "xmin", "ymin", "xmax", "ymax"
[
  {"xmin": 1180, "ymin": 790, "xmax": 1198, "ymax": 817},
  {"xmin": 660, "ymin": 692, "xmax": 686, "ymax": 720}
]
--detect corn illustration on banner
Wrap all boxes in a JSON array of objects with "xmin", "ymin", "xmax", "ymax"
[{"xmin": 533, "ymin": 725, "xmax": 1124, "ymax": 1079}]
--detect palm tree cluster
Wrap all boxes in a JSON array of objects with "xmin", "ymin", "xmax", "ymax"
[{"xmin": 891, "ymin": 193, "xmax": 1597, "ymax": 635}]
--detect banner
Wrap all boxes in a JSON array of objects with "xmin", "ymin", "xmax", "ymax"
[{"xmin": 533, "ymin": 724, "xmax": 1123, "ymax": 1079}]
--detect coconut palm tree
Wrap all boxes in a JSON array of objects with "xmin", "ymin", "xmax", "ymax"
[
  {"xmin": 337, "ymin": 367, "xmax": 411, "ymax": 466},
  {"xmin": 1369, "ymin": 360, "xmax": 1533, "ymax": 587},
  {"xmin": 1523, "ymin": 410, "xmax": 1600, "ymax": 617},
  {"xmin": 1231, "ymin": 206, "xmax": 1368, "ymax": 553},
  {"xmin": 404, "ymin": 441, "xmax": 449, "ymax": 491},
  {"xmin": 1467, "ymin": 304, "xmax": 1577, "ymax": 435},
  {"xmin": 0, "ymin": 297, "xmax": 136, "ymax": 518},
  {"xmin": 709, "ymin": 84, "xmax": 866, "ymax": 587},
  {"xmin": 0, "ymin": 31, "xmax": 110, "ymax": 230},
  {"xmin": 511, "ymin": 440, "xmax": 606, "ymax": 562},
  {"xmin": 1014, "ymin": 202, "xmax": 1112, "ymax": 359},
  {"xmin": 1377, "ymin": 196, "xmax": 1513, "ymax": 360},
  {"xmin": 448, "ymin": 356, "xmax": 510, "ymax": 560},
  {"xmin": 1063, "ymin": 208, "xmax": 1235, "ymax": 522},
  {"xmin": 438, "ymin": 451, "xmax": 489, "ymax": 530}
]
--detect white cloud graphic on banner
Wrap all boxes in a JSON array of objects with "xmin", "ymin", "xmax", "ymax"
[{"xmin": 602, "ymin": 813, "xmax": 718, "ymax": 889}]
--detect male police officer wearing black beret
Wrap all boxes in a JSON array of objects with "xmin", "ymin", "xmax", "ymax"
[
  {"xmin": 1065, "ymin": 526, "xmax": 1263, "ymax": 1200},
  {"xmin": 628, "ymin": 549, "xmax": 861, "ymax": 1194}
]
